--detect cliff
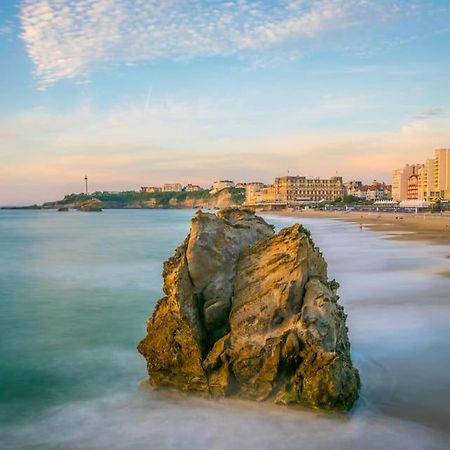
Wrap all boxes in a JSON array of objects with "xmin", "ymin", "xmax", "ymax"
[
  {"xmin": 138, "ymin": 209, "xmax": 360, "ymax": 410},
  {"xmin": 42, "ymin": 188, "xmax": 244, "ymax": 210}
]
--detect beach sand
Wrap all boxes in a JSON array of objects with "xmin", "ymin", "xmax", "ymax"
[{"xmin": 265, "ymin": 210, "xmax": 450, "ymax": 246}]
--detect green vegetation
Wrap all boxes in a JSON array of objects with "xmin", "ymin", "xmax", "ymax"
[
  {"xmin": 60, "ymin": 187, "xmax": 245, "ymax": 207},
  {"xmin": 227, "ymin": 187, "xmax": 245, "ymax": 204}
]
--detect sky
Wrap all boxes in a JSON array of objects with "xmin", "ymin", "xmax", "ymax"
[{"xmin": 1, "ymin": 0, "xmax": 450, "ymax": 205}]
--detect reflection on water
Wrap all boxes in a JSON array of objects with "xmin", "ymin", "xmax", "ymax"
[{"xmin": 0, "ymin": 210, "xmax": 449, "ymax": 449}]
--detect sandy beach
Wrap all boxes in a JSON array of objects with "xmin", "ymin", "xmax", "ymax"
[{"xmin": 265, "ymin": 210, "xmax": 450, "ymax": 247}]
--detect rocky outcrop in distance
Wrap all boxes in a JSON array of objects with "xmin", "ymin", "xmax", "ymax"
[
  {"xmin": 42, "ymin": 188, "xmax": 244, "ymax": 210},
  {"xmin": 78, "ymin": 199, "xmax": 103, "ymax": 212},
  {"xmin": 138, "ymin": 209, "xmax": 360, "ymax": 410}
]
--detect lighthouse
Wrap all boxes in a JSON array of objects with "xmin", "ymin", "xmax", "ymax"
[{"xmin": 84, "ymin": 175, "xmax": 89, "ymax": 195}]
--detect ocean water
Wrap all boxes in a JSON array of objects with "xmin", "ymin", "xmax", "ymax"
[{"xmin": 0, "ymin": 209, "xmax": 449, "ymax": 450}]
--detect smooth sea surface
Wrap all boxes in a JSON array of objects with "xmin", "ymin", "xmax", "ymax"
[{"xmin": 1, "ymin": 209, "xmax": 450, "ymax": 450}]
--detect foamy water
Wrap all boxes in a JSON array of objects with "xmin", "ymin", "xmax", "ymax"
[{"xmin": 1, "ymin": 210, "xmax": 449, "ymax": 449}]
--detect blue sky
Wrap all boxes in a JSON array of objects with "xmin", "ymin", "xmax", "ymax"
[{"xmin": 1, "ymin": 0, "xmax": 450, "ymax": 204}]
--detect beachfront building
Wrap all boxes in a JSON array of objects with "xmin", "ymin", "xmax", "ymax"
[
  {"xmin": 434, "ymin": 148, "xmax": 450, "ymax": 200},
  {"xmin": 392, "ymin": 164, "xmax": 422, "ymax": 201},
  {"xmin": 418, "ymin": 149, "xmax": 450, "ymax": 201},
  {"xmin": 365, "ymin": 180, "xmax": 392, "ymax": 201},
  {"xmin": 344, "ymin": 181, "xmax": 363, "ymax": 197},
  {"xmin": 244, "ymin": 182, "xmax": 280, "ymax": 205},
  {"xmin": 163, "ymin": 183, "xmax": 183, "ymax": 192},
  {"xmin": 210, "ymin": 180, "xmax": 234, "ymax": 194},
  {"xmin": 141, "ymin": 186, "xmax": 162, "ymax": 193},
  {"xmin": 407, "ymin": 170, "xmax": 420, "ymax": 200},
  {"xmin": 274, "ymin": 176, "xmax": 344, "ymax": 203}
]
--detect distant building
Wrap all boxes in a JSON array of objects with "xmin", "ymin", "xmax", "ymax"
[
  {"xmin": 344, "ymin": 181, "xmax": 363, "ymax": 197},
  {"xmin": 273, "ymin": 176, "xmax": 344, "ymax": 203},
  {"xmin": 418, "ymin": 149, "xmax": 450, "ymax": 201},
  {"xmin": 392, "ymin": 164, "xmax": 422, "ymax": 201},
  {"xmin": 210, "ymin": 180, "xmax": 234, "ymax": 194},
  {"xmin": 163, "ymin": 183, "xmax": 182, "ymax": 192},
  {"xmin": 244, "ymin": 182, "xmax": 279, "ymax": 205},
  {"xmin": 407, "ymin": 170, "xmax": 420, "ymax": 200},
  {"xmin": 348, "ymin": 180, "xmax": 391, "ymax": 201},
  {"xmin": 235, "ymin": 182, "xmax": 248, "ymax": 189},
  {"xmin": 141, "ymin": 186, "xmax": 162, "ymax": 193},
  {"xmin": 184, "ymin": 184, "xmax": 203, "ymax": 192},
  {"xmin": 366, "ymin": 180, "xmax": 392, "ymax": 201}
]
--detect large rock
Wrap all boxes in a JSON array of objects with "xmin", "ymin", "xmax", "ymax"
[
  {"xmin": 138, "ymin": 209, "xmax": 360, "ymax": 410},
  {"xmin": 78, "ymin": 199, "xmax": 102, "ymax": 212}
]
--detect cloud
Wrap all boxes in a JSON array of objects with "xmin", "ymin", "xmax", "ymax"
[
  {"xmin": 414, "ymin": 107, "xmax": 447, "ymax": 121},
  {"xmin": 2, "ymin": 100, "xmax": 450, "ymax": 204},
  {"xmin": 20, "ymin": 0, "xmax": 405, "ymax": 88},
  {"xmin": 0, "ymin": 18, "xmax": 14, "ymax": 37}
]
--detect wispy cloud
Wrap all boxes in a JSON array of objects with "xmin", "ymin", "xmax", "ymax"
[
  {"xmin": 0, "ymin": 18, "xmax": 14, "ymax": 37},
  {"xmin": 20, "ymin": 0, "xmax": 405, "ymax": 89},
  {"xmin": 414, "ymin": 107, "xmax": 447, "ymax": 121},
  {"xmin": 2, "ymin": 101, "xmax": 450, "ymax": 204}
]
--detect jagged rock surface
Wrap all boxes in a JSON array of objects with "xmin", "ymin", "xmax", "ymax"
[{"xmin": 138, "ymin": 209, "xmax": 360, "ymax": 410}]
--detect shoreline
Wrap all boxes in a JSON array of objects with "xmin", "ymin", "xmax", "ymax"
[{"xmin": 263, "ymin": 209, "xmax": 450, "ymax": 247}]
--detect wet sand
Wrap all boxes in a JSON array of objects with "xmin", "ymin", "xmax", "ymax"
[{"xmin": 268, "ymin": 210, "xmax": 450, "ymax": 247}]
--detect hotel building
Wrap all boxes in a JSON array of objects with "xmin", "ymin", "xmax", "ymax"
[{"xmin": 273, "ymin": 176, "xmax": 345, "ymax": 203}]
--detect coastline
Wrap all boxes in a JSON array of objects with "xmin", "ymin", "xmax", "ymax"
[{"xmin": 262, "ymin": 209, "xmax": 450, "ymax": 246}]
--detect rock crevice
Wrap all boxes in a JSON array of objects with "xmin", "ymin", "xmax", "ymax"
[{"xmin": 138, "ymin": 209, "xmax": 360, "ymax": 410}]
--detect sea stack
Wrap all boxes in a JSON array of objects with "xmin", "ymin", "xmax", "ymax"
[{"xmin": 138, "ymin": 209, "xmax": 360, "ymax": 410}]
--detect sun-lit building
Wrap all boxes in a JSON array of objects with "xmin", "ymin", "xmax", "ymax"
[
  {"xmin": 244, "ymin": 182, "xmax": 280, "ymax": 205},
  {"xmin": 418, "ymin": 149, "xmax": 450, "ymax": 201},
  {"xmin": 141, "ymin": 186, "xmax": 162, "ymax": 193},
  {"xmin": 210, "ymin": 180, "xmax": 234, "ymax": 194},
  {"xmin": 163, "ymin": 183, "xmax": 183, "ymax": 192},
  {"xmin": 392, "ymin": 164, "xmax": 422, "ymax": 201},
  {"xmin": 184, "ymin": 184, "xmax": 203, "ymax": 192},
  {"xmin": 407, "ymin": 170, "xmax": 420, "ymax": 200},
  {"xmin": 273, "ymin": 176, "xmax": 345, "ymax": 203}
]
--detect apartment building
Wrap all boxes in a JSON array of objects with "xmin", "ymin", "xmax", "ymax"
[
  {"xmin": 418, "ymin": 149, "xmax": 450, "ymax": 201},
  {"xmin": 392, "ymin": 164, "xmax": 422, "ymax": 201}
]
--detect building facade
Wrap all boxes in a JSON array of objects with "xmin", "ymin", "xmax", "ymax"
[
  {"xmin": 344, "ymin": 181, "xmax": 363, "ymax": 197},
  {"xmin": 244, "ymin": 182, "xmax": 280, "ymax": 205},
  {"xmin": 141, "ymin": 186, "xmax": 162, "ymax": 193},
  {"xmin": 392, "ymin": 164, "xmax": 422, "ymax": 201},
  {"xmin": 210, "ymin": 180, "xmax": 234, "ymax": 194},
  {"xmin": 163, "ymin": 183, "xmax": 182, "ymax": 192},
  {"xmin": 418, "ymin": 149, "xmax": 450, "ymax": 201},
  {"xmin": 273, "ymin": 176, "xmax": 344, "ymax": 203},
  {"xmin": 407, "ymin": 172, "xmax": 419, "ymax": 200},
  {"xmin": 184, "ymin": 184, "xmax": 203, "ymax": 192}
]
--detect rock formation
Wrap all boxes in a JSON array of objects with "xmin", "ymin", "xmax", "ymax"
[
  {"xmin": 78, "ymin": 199, "xmax": 102, "ymax": 212},
  {"xmin": 138, "ymin": 209, "xmax": 360, "ymax": 410}
]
